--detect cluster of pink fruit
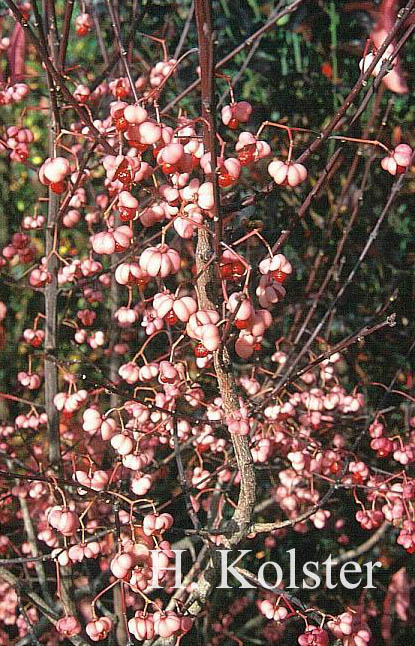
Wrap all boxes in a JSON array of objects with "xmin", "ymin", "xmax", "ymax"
[{"xmin": 1, "ymin": 6, "xmax": 415, "ymax": 646}]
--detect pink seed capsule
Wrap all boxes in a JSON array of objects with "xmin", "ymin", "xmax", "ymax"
[
  {"xmin": 86, "ymin": 617, "xmax": 113, "ymax": 642},
  {"xmin": 138, "ymin": 120, "xmax": 162, "ymax": 145},
  {"xmin": 123, "ymin": 104, "xmax": 148, "ymax": 124}
]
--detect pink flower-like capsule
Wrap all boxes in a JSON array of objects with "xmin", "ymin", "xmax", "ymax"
[
  {"xmin": 369, "ymin": 419, "xmax": 384, "ymax": 438},
  {"xmin": 22, "ymin": 214, "xmax": 45, "ymax": 230},
  {"xmin": 23, "ymin": 328, "xmax": 45, "ymax": 347},
  {"xmin": 111, "ymin": 432, "xmax": 134, "ymax": 456},
  {"xmin": 311, "ymin": 509, "xmax": 331, "ymax": 529},
  {"xmin": 75, "ymin": 12, "xmax": 94, "ymax": 36},
  {"xmin": 158, "ymin": 361, "xmax": 180, "ymax": 384},
  {"xmin": 90, "ymin": 231, "xmax": 114, "ymax": 256},
  {"xmin": 37, "ymin": 528, "xmax": 59, "ymax": 547},
  {"xmin": 153, "ymin": 611, "xmax": 182, "ymax": 638},
  {"xmin": 233, "ymin": 101, "xmax": 252, "ymax": 122},
  {"xmin": 240, "ymin": 376, "xmax": 261, "ymax": 396},
  {"xmin": 142, "ymin": 512, "xmax": 174, "ymax": 536},
  {"xmin": 259, "ymin": 600, "xmax": 289, "ymax": 622},
  {"xmin": 298, "ymin": 627, "xmax": 329, "ymax": 646},
  {"xmin": 197, "ymin": 181, "xmax": 215, "ymax": 211},
  {"xmin": 115, "ymin": 262, "xmax": 150, "ymax": 287},
  {"xmin": 393, "ymin": 444, "xmax": 415, "ymax": 465},
  {"xmin": 235, "ymin": 131, "xmax": 257, "ymax": 150},
  {"xmin": 288, "ymin": 449, "xmax": 311, "ymax": 472},
  {"xmin": 52, "ymin": 548, "xmax": 73, "ymax": 567},
  {"xmin": 153, "ymin": 291, "xmax": 197, "ymax": 323},
  {"xmin": 268, "ymin": 159, "xmax": 308, "ymax": 187},
  {"xmin": 221, "ymin": 101, "xmax": 252, "ymax": 128},
  {"xmin": 226, "ymin": 409, "xmax": 250, "ymax": 435},
  {"xmin": 124, "ymin": 401, "xmax": 151, "ymax": 422},
  {"xmin": 91, "ymin": 225, "xmax": 132, "ymax": 255},
  {"xmin": 118, "ymin": 190, "xmax": 138, "ymax": 221},
  {"xmin": 86, "ymin": 617, "xmax": 113, "ymax": 642},
  {"xmin": 256, "ymin": 276, "xmax": 286, "ymax": 308},
  {"xmin": 174, "ymin": 204, "xmax": 203, "ymax": 239},
  {"xmin": 381, "ymin": 143, "xmax": 412, "ymax": 175},
  {"xmin": 82, "ymin": 408, "xmax": 102, "ymax": 433},
  {"xmin": 137, "ymin": 120, "xmax": 162, "ymax": 145},
  {"xmin": 186, "ymin": 310, "xmax": 219, "ymax": 336},
  {"xmin": 186, "ymin": 310, "xmax": 220, "ymax": 351},
  {"xmin": 56, "ymin": 616, "xmax": 82, "ymax": 637},
  {"xmin": 75, "ymin": 470, "xmax": 108, "ymax": 491},
  {"xmin": 122, "ymin": 452, "xmax": 150, "ymax": 471},
  {"xmin": 62, "ymin": 209, "xmax": 81, "ymax": 228},
  {"xmin": 322, "ymin": 391, "xmax": 341, "ymax": 410},
  {"xmin": 258, "ymin": 253, "xmax": 292, "ymax": 282},
  {"xmin": 198, "ymin": 324, "xmax": 220, "ymax": 353},
  {"xmin": 64, "ymin": 389, "xmax": 88, "ymax": 413},
  {"xmin": 301, "ymin": 387, "xmax": 324, "ymax": 411},
  {"xmin": 327, "ymin": 612, "xmax": 354, "ymax": 638},
  {"xmin": 180, "ymin": 177, "xmax": 201, "ymax": 201},
  {"xmin": 348, "ymin": 460, "xmax": 369, "ymax": 483},
  {"xmin": 123, "ymin": 104, "xmax": 148, "ymax": 124},
  {"xmin": 17, "ymin": 372, "xmax": 41, "ymax": 390},
  {"xmin": 131, "ymin": 473, "xmax": 153, "ymax": 495},
  {"xmin": 79, "ymin": 258, "xmax": 102, "ymax": 277},
  {"xmin": 139, "ymin": 244, "xmax": 181, "ymax": 278},
  {"xmin": 141, "ymin": 307, "xmax": 164, "ymax": 336},
  {"xmin": 218, "ymin": 158, "xmax": 242, "ymax": 187},
  {"xmin": 251, "ymin": 437, "xmax": 272, "ymax": 463},
  {"xmin": 29, "ymin": 265, "xmax": 52, "ymax": 288},
  {"xmin": 68, "ymin": 542, "xmax": 100, "ymax": 562},
  {"xmin": 40, "ymin": 156, "xmax": 70, "ymax": 184},
  {"xmin": 129, "ymin": 566, "xmax": 153, "ymax": 593},
  {"xmin": 159, "ymin": 183, "xmax": 180, "ymax": 204},
  {"xmin": 128, "ymin": 613, "xmax": 155, "ymax": 641},
  {"xmin": 397, "ymin": 520, "xmax": 415, "ymax": 553},
  {"xmin": 353, "ymin": 627, "xmax": 372, "ymax": 646},
  {"xmin": 109, "ymin": 77, "xmax": 130, "ymax": 99},
  {"xmin": 151, "ymin": 291, "xmax": 175, "ymax": 319},
  {"xmin": 73, "ymin": 84, "xmax": 90, "ymax": 103},
  {"xmin": 110, "ymin": 552, "xmax": 135, "ymax": 579},
  {"xmin": 100, "ymin": 417, "xmax": 117, "ymax": 441},
  {"xmin": 10, "ymin": 143, "xmax": 30, "ymax": 162},
  {"xmin": 370, "ymin": 436, "xmax": 393, "ymax": 458},
  {"xmin": 140, "ymin": 202, "xmax": 167, "ymax": 227},
  {"xmin": 10, "ymin": 83, "xmax": 30, "ymax": 102},
  {"xmin": 69, "ymin": 187, "xmax": 86, "ymax": 208},
  {"xmin": 7, "ymin": 126, "xmax": 34, "ymax": 144},
  {"xmin": 53, "ymin": 392, "xmax": 68, "ymax": 411},
  {"xmin": 356, "ymin": 509, "xmax": 384, "ymax": 530},
  {"xmin": 77, "ymin": 309, "xmax": 96, "ymax": 326},
  {"xmin": 47, "ymin": 506, "xmax": 79, "ymax": 536},
  {"xmin": 234, "ymin": 330, "xmax": 262, "ymax": 359},
  {"xmin": 138, "ymin": 362, "xmax": 159, "ymax": 382},
  {"xmin": 227, "ymin": 292, "xmax": 254, "ymax": 327},
  {"xmin": 114, "ymin": 306, "xmax": 138, "ymax": 328},
  {"xmin": 118, "ymin": 362, "xmax": 139, "ymax": 384},
  {"xmin": 158, "ymin": 142, "xmax": 185, "ymax": 165}
]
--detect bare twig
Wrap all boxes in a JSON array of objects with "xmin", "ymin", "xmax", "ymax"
[
  {"xmin": 105, "ymin": 0, "xmax": 139, "ymax": 102},
  {"xmin": 329, "ymin": 521, "xmax": 389, "ymax": 567}
]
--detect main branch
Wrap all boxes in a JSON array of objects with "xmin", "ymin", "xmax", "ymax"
[{"xmin": 194, "ymin": 0, "xmax": 256, "ymax": 546}]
